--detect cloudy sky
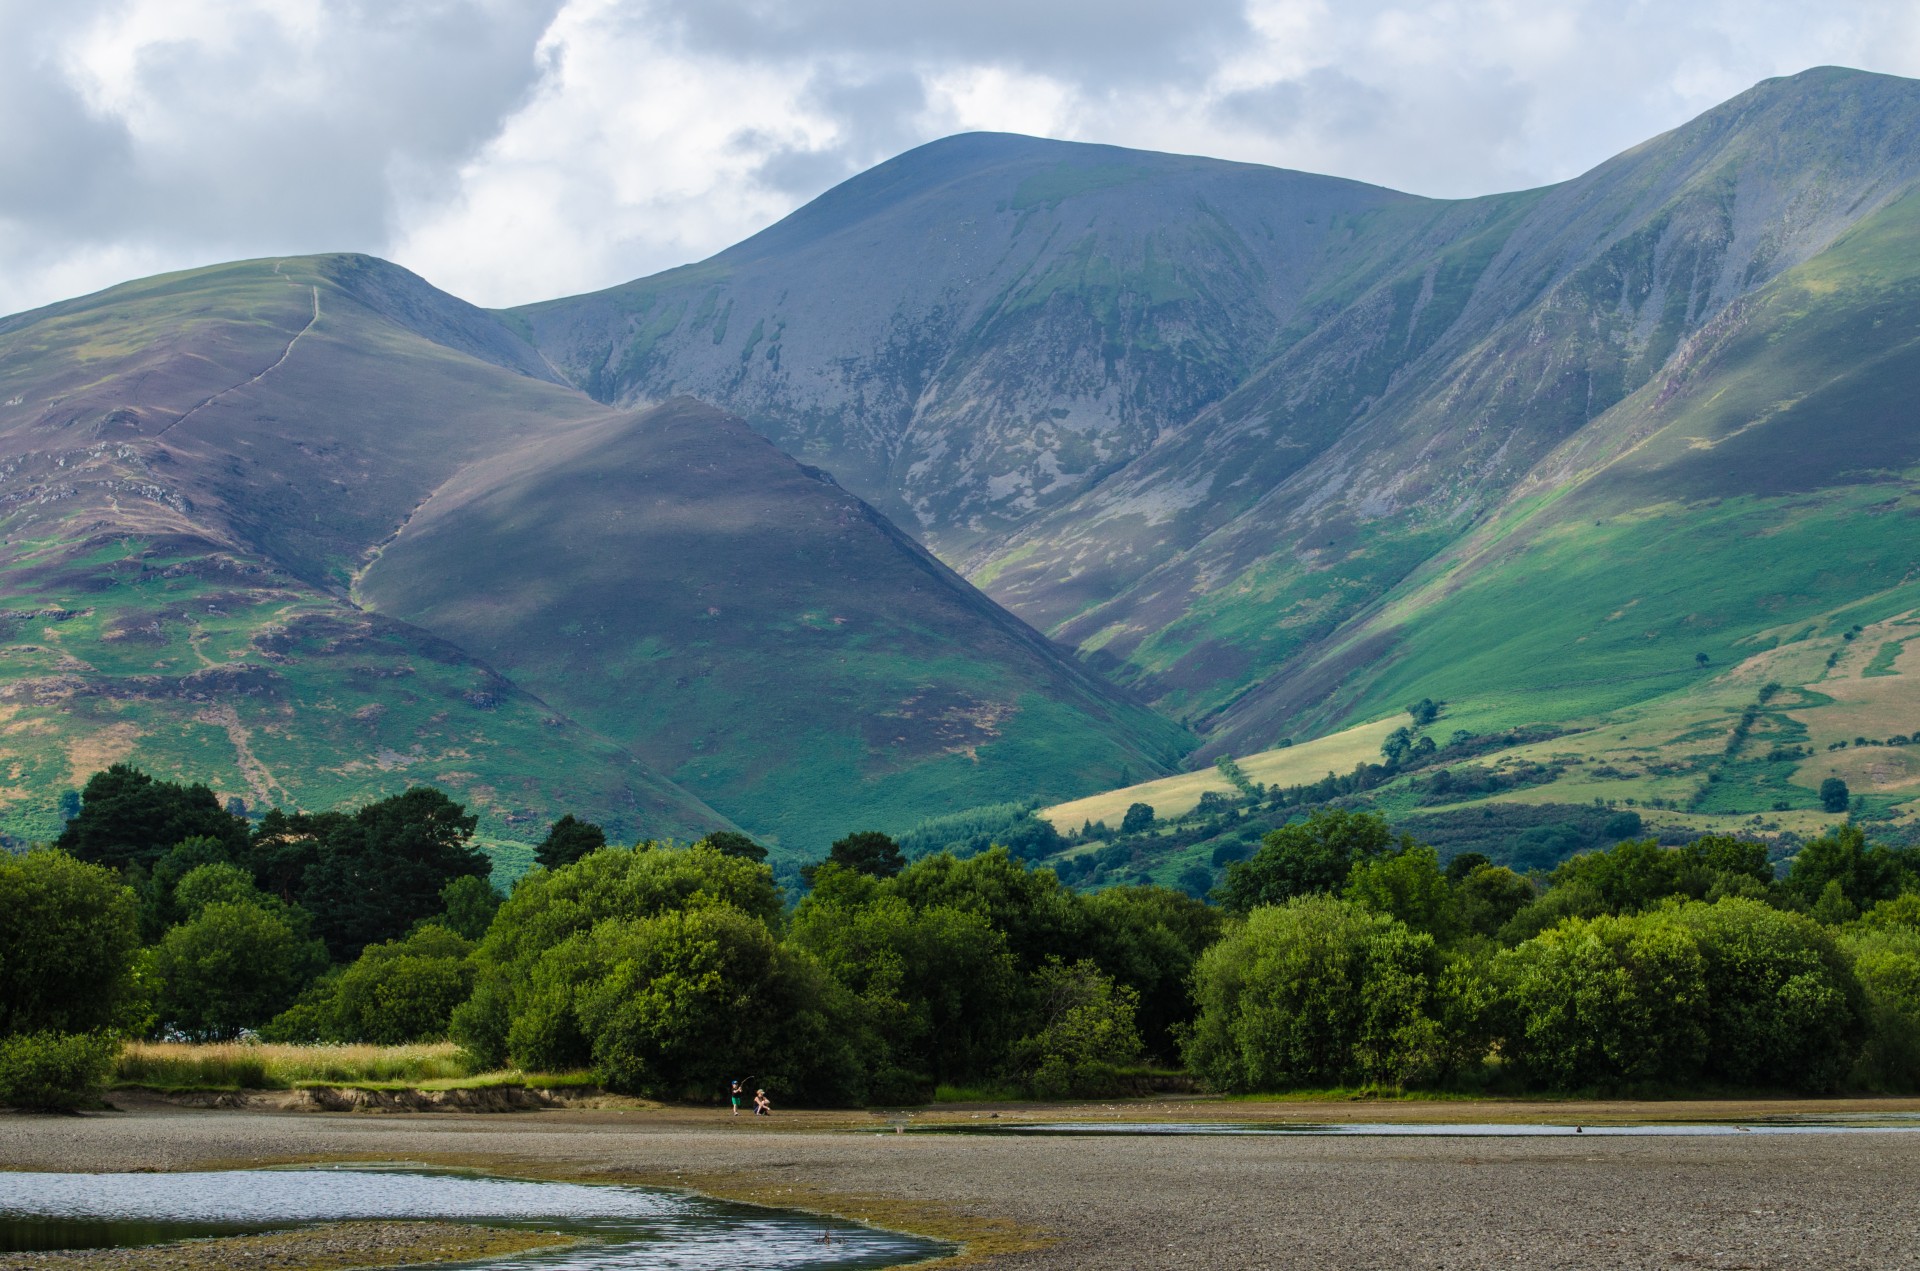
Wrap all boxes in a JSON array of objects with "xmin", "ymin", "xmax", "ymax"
[{"xmin": 5, "ymin": 0, "xmax": 1920, "ymax": 316}]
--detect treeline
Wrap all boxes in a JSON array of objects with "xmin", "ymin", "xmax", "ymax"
[{"xmin": 4, "ymin": 765, "xmax": 1920, "ymax": 1107}]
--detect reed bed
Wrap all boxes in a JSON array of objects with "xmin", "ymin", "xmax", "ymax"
[{"xmin": 115, "ymin": 1040, "xmax": 475, "ymax": 1090}]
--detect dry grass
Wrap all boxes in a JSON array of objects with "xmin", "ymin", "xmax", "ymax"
[
  {"xmin": 115, "ymin": 1041, "xmax": 473, "ymax": 1090},
  {"xmin": 1041, "ymin": 715, "xmax": 1404, "ymax": 830}
]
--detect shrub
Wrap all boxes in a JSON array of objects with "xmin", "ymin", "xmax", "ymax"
[
  {"xmin": 0, "ymin": 1031, "xmax": 119, "ymax": 1110},
  {"xmin": 313, "ymin": 925, "xmax": 477, "ymax": 1044}
]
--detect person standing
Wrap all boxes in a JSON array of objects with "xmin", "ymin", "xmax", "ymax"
[{"xmin": 730, "ymin": 1079, "xmax": 744, "ymax": 1115}]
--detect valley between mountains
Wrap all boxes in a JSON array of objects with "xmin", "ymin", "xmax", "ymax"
[{"xmin": 5, "ymin": 65, "xmax": 1920, "ymax": 880}]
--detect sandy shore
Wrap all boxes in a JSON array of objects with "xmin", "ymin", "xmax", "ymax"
[{"xmin": 3, "ymin": 1096, "xmax": 1920, "ymax": 1268}]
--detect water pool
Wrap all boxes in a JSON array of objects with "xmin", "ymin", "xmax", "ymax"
[{"xmin": 0, "ymin": 1166, "xmax": 950, "ymax": 1268}]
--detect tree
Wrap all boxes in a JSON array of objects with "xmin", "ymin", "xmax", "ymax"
[
  {"xmin": 789, "ymin": 865, "xmax": 1020, "ymax": 1089},
  {"xmin": 317, "ymin": 925, "xmax": 477, "ymax": 1044},
  {"xmin": 1495, "ymin": 911, "xmax": 1707, "ymax": 1089},
  {"xmin": 1083, "ymin": 885, "xmax": 1222, "ymax": 1063},
  {"xmin": 890, "ymin": 847, "xmax": 1092, "ymax": 973},
  {"xmin": 147, "ymin": 894, "xmax": 329, "ymax": 1039},
  {"xmin": 1669, "ymin": 899, "xmax": 1864, "ymax": 1092},
  {"xmin": 454, "ymin": 843, "xmax": 782, "ymax": 1067},
  {"xmin": 510, "ymin": 905, "xmax": 870, "ymax": 1103},
  {"xmin": 1119, "ymin": 802, "xmax": 1155, "ymax": 835},
  {"xmin": 299, "ymin": 787, "xmax": 488, "ymax": 959},
  {"xmin": 1012, "ymin": 959, "xmax": 1142, "ymax": 1098},
  {"xmin": 140, "ymin": 835, "xmax": 238, "ymax": 939},
  {"xmin": 701, "ymin": 830, "xmax": 768, "ymax": 863},
  {"xmin": 437, "ymin": 874, "xmax": 502, "ymax": 941},
  {"xmin": 535, "ymin": 814, "xmax": 606, "ymax": 870},
  {"xmin": 57, "ymin": 764, "xmax": 247, "ymax": 871},
  {"xmin": 1820, "ymin": 777, "xmax": 1851, "ymax": 814},
  {"xmin": 0, "ymin": 850, "xmax": 143, "ymax": 1037},
  {"xmin": 1786, "ymin": 823, "xmax": 1908, "ymax": 909},
  {"xmin": 1344, "ymin": 844, "xmax": 1457, "ymax": 941},
  {"xmin": 1453, "ymin": 864, "xmax": 1535, "ymax": 939},
  {"xmin": 1184, "ymin": 896, "xmax": 1445, "ymax": 1091},
  {"xmin": 1217, "ymin": 809, "xmax": 1403, "ymax": 913},
  {"xmin": 827, "ymin": 830, "xmax": 905, "ymax": 879}
]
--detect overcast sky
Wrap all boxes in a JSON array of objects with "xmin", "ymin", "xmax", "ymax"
[{"xmin": 5, "ymin": 0, "xmax": 1920, "ymax": 316}]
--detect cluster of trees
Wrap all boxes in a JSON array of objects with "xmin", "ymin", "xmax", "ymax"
[
  {"xmin": 1190, "ymin": 811, "xmax": 1920, "ymax": 1092},
  {"xmin": 6, "ymin": 763, "xmax": 1920, "ymax": 1107}
]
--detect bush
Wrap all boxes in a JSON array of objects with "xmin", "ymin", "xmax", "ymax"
[
  {"xmin": 1184, "ymin": 896, "xmax": 1444, "ymax": 1092},
  {"xmin": 0, "ymin": 1031, "xmax": 118, "ymax": 1110}
]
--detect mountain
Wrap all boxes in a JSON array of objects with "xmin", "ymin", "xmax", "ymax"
[
  {"xmin": 511, "ymin": 133, "xmax": 1416, "ymax": 552},
  {"xmin": 520, "ymin": 68, "xmax": 1920, "ymax": 761},
  {"xmin": 0, "ymin": 256, "xmax": 1182, "ymax": 859},
  {"xmin": 10, "ymin": 65, "xmax": 1920, "ymax": 869}
]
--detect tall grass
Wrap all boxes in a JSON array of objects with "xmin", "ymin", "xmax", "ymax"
[{"xmin": 115, "ymin": 1041, "xmax": 474, "ymax": 1090}]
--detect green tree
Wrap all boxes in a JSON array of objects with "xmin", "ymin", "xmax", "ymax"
[
  {"xmin": 147, "ymin": 897, "xmax": 329, "ymax": 1039},
  {"xmin": 700, "ymin": 830, "xmax": 769, "ymax": 862},
  {"xmin": 300, "ymin": 787, "xmax": 488, "ymax": 959},
  {"xmin": 1820, "ymin": 777, "xmax": 1851, "ymax": 814},
  {"xmin": 826, "ymin": 830, "xmax": 905, "ymax": 878},
  {"xmin": 1836, "ymin": 925, "xmax": 1920, "ymax": 1090},
  {"xmin": 1786, "ymin": 823, "xmax": 1909, "ymax": 910},
  {"xmin": 0, "ymin": 850, "xmax": 143, "ymax": 1037},
  {"xmin": 535, "ymin": 814, "xmax": 607, "ymax": 870},
  {"xmin": 1119, "ymin": 802, "xmax": 1155, "ymax": 835},
  {"xmin": 1669, "ymin": 899, "xmax": 1864, "ymax": 1091},
  {"xmin": 1344, "ymin": 844, "xmax": 1457, "ymax": 941},
  {"xmin": 453, "ymin": 843, "xmax": 781, "ymax": 1067},
  {"xmin": 437, "ymin": 874, "xmax": 503, "ymax": 941},
  {"xmin": 789, "ymin": 864, "xmax": 1019, "ymax": 1089},
  {"xmin": 321, "ymin": 925, "xmax": 477, "ymax": 1044},
  {"xmin": 57, "ymin": 764, "xmax": 248, "ymax": 871},
  {"xmin": 1184, "ymin": 896, "xmax": 1444, "ymax": 1091},
  {"xmin": 1218, "ymin": 809, "xmax": 1403, "ymax": 914},
  {"xmin": 140, "ymin": 836, "xmax": 237, "ymax": 939},
  {"xmin": 1013, "ymin": 959, "xmax": 1142, "ymax": 1098},
  {"xmin": 1083, "ymin": 885, "xmax": 1223, "ymax": 1062},
  {"xmin": 1494, "ymin": 911, "xmax": 1708, "ymax": 1089},
  {"xmin": 1453, "ymin": 864, "xmax": 1535, "ymax": 939},
  {"xmin": 511, "ymin": 905, "xmax": 869, "ymax": 1103},
  {"xmin": 889, "ymin": 847, "xmax": 1091, "ymax": 973}
]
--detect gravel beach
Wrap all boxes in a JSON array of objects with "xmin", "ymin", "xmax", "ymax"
[{"xmin": 3, "ymin": 1097, "xmax": 1919, "ymax": 1269}]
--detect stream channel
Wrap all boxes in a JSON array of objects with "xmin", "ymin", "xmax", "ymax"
[{"xmin": 0, "ymin": 1165, "xmax": 951, "ymax": 1268}]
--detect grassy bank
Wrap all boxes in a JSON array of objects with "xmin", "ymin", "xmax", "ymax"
[{"xmin": 114, "ymin": 1042, "xmax": 478, "ymax": 1091}]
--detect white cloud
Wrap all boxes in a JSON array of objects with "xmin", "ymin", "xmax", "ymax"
[{"xmin": 3, "ymin": 0, "xmax": 1920, "ymax": 314}]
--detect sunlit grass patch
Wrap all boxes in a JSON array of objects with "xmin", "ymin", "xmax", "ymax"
[{"xmin": 115, "ymin": 1040, "xmax": 475, "ymax": 1090}]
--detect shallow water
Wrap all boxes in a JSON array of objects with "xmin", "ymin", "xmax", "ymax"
[
  {"xmin": 919, "ymin": 1113, "xmax": 1920, "ymax": 1138},
  {"xmin": 0, "ymin": 1167, "xmax": 950, "ymax": 1268}
]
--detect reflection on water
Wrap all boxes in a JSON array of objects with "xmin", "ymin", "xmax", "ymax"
[
  {"xmin": 918, "ymin": 1114, "xmax": 1920, "ymax": 1138},
  {"xmin": 0, "ymin": 1168, "xmax": 949, "ymax": 1269}
]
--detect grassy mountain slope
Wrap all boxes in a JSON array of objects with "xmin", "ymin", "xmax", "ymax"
[
  {"xmin": 512, "ymin": 134, "xmax": 1417, "ymax": 551},
  {"xmin": 0, "ymin": 257, "xmax": 728, "ymax": 852},
  {"xmin": 0, "ymin": 256, "xmax": 1184, "ymax": 859},
  {"xmin": 359, "ymin": 398, "xmax": 1191, "ymax": 852},
  {"xmin": 1015, "ymin": 68, "xmax": 1920, "ymax": 731}
]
